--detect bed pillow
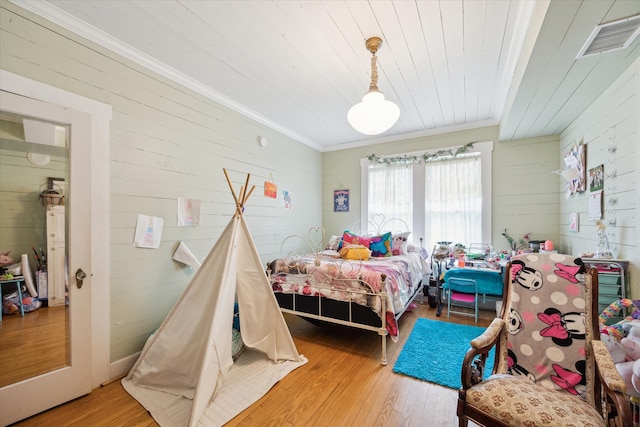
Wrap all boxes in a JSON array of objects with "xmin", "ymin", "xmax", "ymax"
[
  {"xmin": 369, "ymin": 232, "xmax": 393, "ymax": 257},
  {"xmin": 392, "ymin": 231, "xmax": 411, "ymax": 256},
  {"xmin": 338, "ymin": 231, "xmax": 372, "ymax": 250},
  {"xmin": 324, "ymin": 234, "xmax": 342, "ymax": 251},
  {"xmin": 339, "ymin": 244, "xmax": 371, "ymax": 260}
]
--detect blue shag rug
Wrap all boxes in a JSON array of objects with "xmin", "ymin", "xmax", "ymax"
[{"xmin": 393, "ymin": 318, "xmax": 495, "ymax": 389}]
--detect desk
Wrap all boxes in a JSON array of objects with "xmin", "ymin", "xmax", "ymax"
[
  {"xmin": 443, "ymin": 268, "xmax": 504, "ymax": 297},
  {"xmin": 0, "ymin": 276, "xmax": 25, "ymax": 319}
]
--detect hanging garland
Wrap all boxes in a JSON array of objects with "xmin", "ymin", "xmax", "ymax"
[{"xmin": 367, "ymin": 142, "xmax": 475, "ymax": 165}]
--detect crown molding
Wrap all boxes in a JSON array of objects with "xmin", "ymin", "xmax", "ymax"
[{"xmin": 325, "ymin": 119, "xmax": 499, "ymax": 152}]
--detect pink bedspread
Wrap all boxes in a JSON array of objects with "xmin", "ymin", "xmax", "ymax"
[{"xmin": 269, "ymin": 250, "xmax": 429, "ymax": 339}]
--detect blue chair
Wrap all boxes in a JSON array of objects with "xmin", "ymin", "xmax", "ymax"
[
  {"xmin": 0, "ymin": 276, "xmax": 25, "ymax": 320},
  {"xmin": 446, "ymin": 277, "xmax": 478, "ymax": 323}
]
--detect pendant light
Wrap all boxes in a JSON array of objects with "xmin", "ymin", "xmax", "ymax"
[{"xmin": 347, "ymin": 37, "xmax": 400, "ymax": 135}]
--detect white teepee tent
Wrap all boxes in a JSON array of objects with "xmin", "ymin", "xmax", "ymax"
[{"xmin": 122, "ymin": 170, "xmax": 307, "ymax": 427}]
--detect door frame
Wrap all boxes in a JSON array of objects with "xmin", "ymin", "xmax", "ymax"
[{"xmin": 0, "ymin": 70, "xmax": 111, "ymax": 423}]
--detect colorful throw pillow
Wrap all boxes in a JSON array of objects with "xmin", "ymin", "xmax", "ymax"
[
  {"xmin": 369, "ymin": 232, "xmax": 393, "ymax": 257},
  {"xmin": 339, "ymin": 244, "xmax": 371, "ymax": 260},
  {"xmin": 338, "ymin": 231, "xmax": 372, "ymax": 250},
  {"xmin": 392, "ymin": 232, "xmax": 411, "ymax": 256}
]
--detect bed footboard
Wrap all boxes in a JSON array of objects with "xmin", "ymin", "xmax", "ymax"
[{"xmin": 273, "ymin": 276, "xmax": 424, "ymax": 365}]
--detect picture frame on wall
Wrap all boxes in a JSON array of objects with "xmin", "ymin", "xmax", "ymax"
[
  {"xmin": 334, "ymin": 189, "xmax": 349, "ymax": 212},
  {"xmin": 564, "ymin": 142, "xmax": 587, "ymax": 196},
  {"xmin": 589, "ymin": 164, "xmax": 604, "ymax": 192},
  {"xmin": 569, "ymin": 212, "xmax": 579, "ymax": 233}
]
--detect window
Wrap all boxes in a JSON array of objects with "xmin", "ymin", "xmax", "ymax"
[
  {"xmin": 424, "ymin": 154, "xmax": 481, "ymax": 247},
  {"xmin": 367, "ymin": 163, "xmax": 413, "ymax": 233},
  {"xmin": 361, "ymin": 141, "xmax": 492, "ymax": 251}
]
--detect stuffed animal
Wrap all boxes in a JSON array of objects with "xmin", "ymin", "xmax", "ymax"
[
  {"xmin": 0, "ymin": 251, "xmax": 14, "ymax": 267},
  {"xmin": 599, "ymin": 299, "xmax": 640, "ymax": 341},
  {"xmin": 621, "ymin": 322, "xmax": 640, "ymax": 361},
  {"xmin": 612, "ymin": 322, "xmax": 640, "ymax": 397},
  {"xmin": 602, "ymin": 334, "xmax": 627, "ymax": 364},
  {"xmin": 632, "ymin": 359, "xmax": 640, "ymax": 396},
  {"xmin": 617, "ymin": 359, "xmax": 640, "ymax": 398}
]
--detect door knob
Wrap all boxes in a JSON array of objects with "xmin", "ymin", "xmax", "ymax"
[{"xmin": 75, "ymin": 268, "xmax": 87, "ymax": 289}]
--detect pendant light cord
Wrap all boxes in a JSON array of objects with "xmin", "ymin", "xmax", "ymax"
[{"xmin": 369, "ymin": 53, "xmax": 379, "ymax": 92}]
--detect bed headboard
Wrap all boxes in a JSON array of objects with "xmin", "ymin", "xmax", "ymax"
[{"xmin": 350, "ymin": 214, "xmax": 409, "ymax": 236}]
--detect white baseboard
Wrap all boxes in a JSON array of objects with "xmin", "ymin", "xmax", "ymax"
[{"xmin": 105, "ymin": 352, "xmax": 140, "ymax": 385}]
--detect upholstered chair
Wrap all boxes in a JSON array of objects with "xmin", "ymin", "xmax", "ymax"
[{"xmin": 457, "ymin": 253, "xmax": 632, "ymax": 427}]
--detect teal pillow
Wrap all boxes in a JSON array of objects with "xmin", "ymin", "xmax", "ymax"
[{"xmin": 369, "ymin": 232, "xmax": 392, "ymax": 257}]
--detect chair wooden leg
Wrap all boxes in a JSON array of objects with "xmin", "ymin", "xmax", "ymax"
[{"xmin": 458, "ymin": 415, "xmax": 469, "ymax": 427}]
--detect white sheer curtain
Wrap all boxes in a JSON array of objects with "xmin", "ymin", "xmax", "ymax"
[
  {"xmin": 424, "ymin": 153, "xmax": 482, "ymax": 249},
  {"xmin": 367, "ymin": 163, "xmax": 413, "ymax": 234}
]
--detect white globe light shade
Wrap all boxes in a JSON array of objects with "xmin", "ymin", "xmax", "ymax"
[{"xmin": 347, "ymin": 90, "xmax": 400, "ymax": 135}]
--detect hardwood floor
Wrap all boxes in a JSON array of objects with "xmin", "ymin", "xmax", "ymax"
[
  {"xmin": 11, "ymin": 295, "xmax": 492, "ymax": 426},
  {"xmin": 0, "ymin": 304, "xmax": 68, "ymax": 387}
]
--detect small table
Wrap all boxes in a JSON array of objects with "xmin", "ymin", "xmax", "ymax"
[
  {"xmin": 0, "ymin": 276, "xmax": 25, "ymax": 319},
  {"xmin": 443, "ymin": 267, "xmax": 504, "ymax": 299}
]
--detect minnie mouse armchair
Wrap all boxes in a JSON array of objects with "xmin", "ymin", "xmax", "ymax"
[{"xmin": 457, "ymin": 253, "xmax": 631, "ymax": 427}]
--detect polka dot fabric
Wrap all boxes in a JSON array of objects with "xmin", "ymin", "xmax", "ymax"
[{"xmin": 506, "ymin": 253, "xmax": 593, "ymax": 403}]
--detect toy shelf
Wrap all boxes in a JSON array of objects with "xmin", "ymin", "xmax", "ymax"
[{"xmin": 583, "ymin": 258, "xmax": 629, "ymax": 323}]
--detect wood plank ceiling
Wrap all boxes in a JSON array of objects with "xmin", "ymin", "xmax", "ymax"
[{"xmin": 14, "ymin": 0, "xmax": 640, "ymax": 151}]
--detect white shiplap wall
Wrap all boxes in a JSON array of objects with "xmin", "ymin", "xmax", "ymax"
[
  {"xmin": 560, "ymin": 58, "xmax": 639, "ymax": 298},
  {"xmin": 1, "ymin": 4, "xmax": 321, "ymax": 362},
  {"xmin": 492, "ymin": 135, "xmax": 561, "ymax": 249}
]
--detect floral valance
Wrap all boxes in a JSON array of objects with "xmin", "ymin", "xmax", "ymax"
[{"xmin": 367, "ymin": 142, "xmax": 475, "ymax": 165}]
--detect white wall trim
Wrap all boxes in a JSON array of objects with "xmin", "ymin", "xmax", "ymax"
[
  {"xmin": 108, "ymin": 353, "xmax": 140, "ymax": 383},
  {"xmin": 0, "ymin": 70, "xmax": 112, "ymax": 120}
]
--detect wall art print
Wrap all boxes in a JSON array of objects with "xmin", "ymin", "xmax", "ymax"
[
  {"xmin": 282, "ymin": 190, "xmax": 293, "ymax": 210},
  {"xmin": 564, "ymin": 142, "xmax": 586, "ymax": 196},
  {"xmin": 569, "ymin": 212, "xmax": 579, "ymax": 233},
  {"xmin": 264, "ymin": 181, "xmax": 277, "ymax": 198},
  {"xmin": 334, "ymin": 189, "xmax": 349, "ymax": 212}
]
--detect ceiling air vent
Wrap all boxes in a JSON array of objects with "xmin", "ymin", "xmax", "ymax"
[{"xmin": 577, "ymin": 14, "xmax": 640, "ymax": 59}]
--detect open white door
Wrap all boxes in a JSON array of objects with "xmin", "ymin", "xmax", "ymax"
[{"xmin": 0, "ymin": 76, "xmax": 110, "ymax": 425}]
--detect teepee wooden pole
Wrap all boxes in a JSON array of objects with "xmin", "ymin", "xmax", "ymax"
[
  {"xmin": 223, "ymin": 169, "xmax": 238, "ymax": 203},
  {"xmin": 241, "ymin": 173, "xmax": 251, "ymax": 204},
  {"xmin": 243, "ymin": 185, "xmax": 256, "ymax": 204},
  {"xmin": 223, "ymin": 168, "xmax": 244, "ymax": 217}
]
